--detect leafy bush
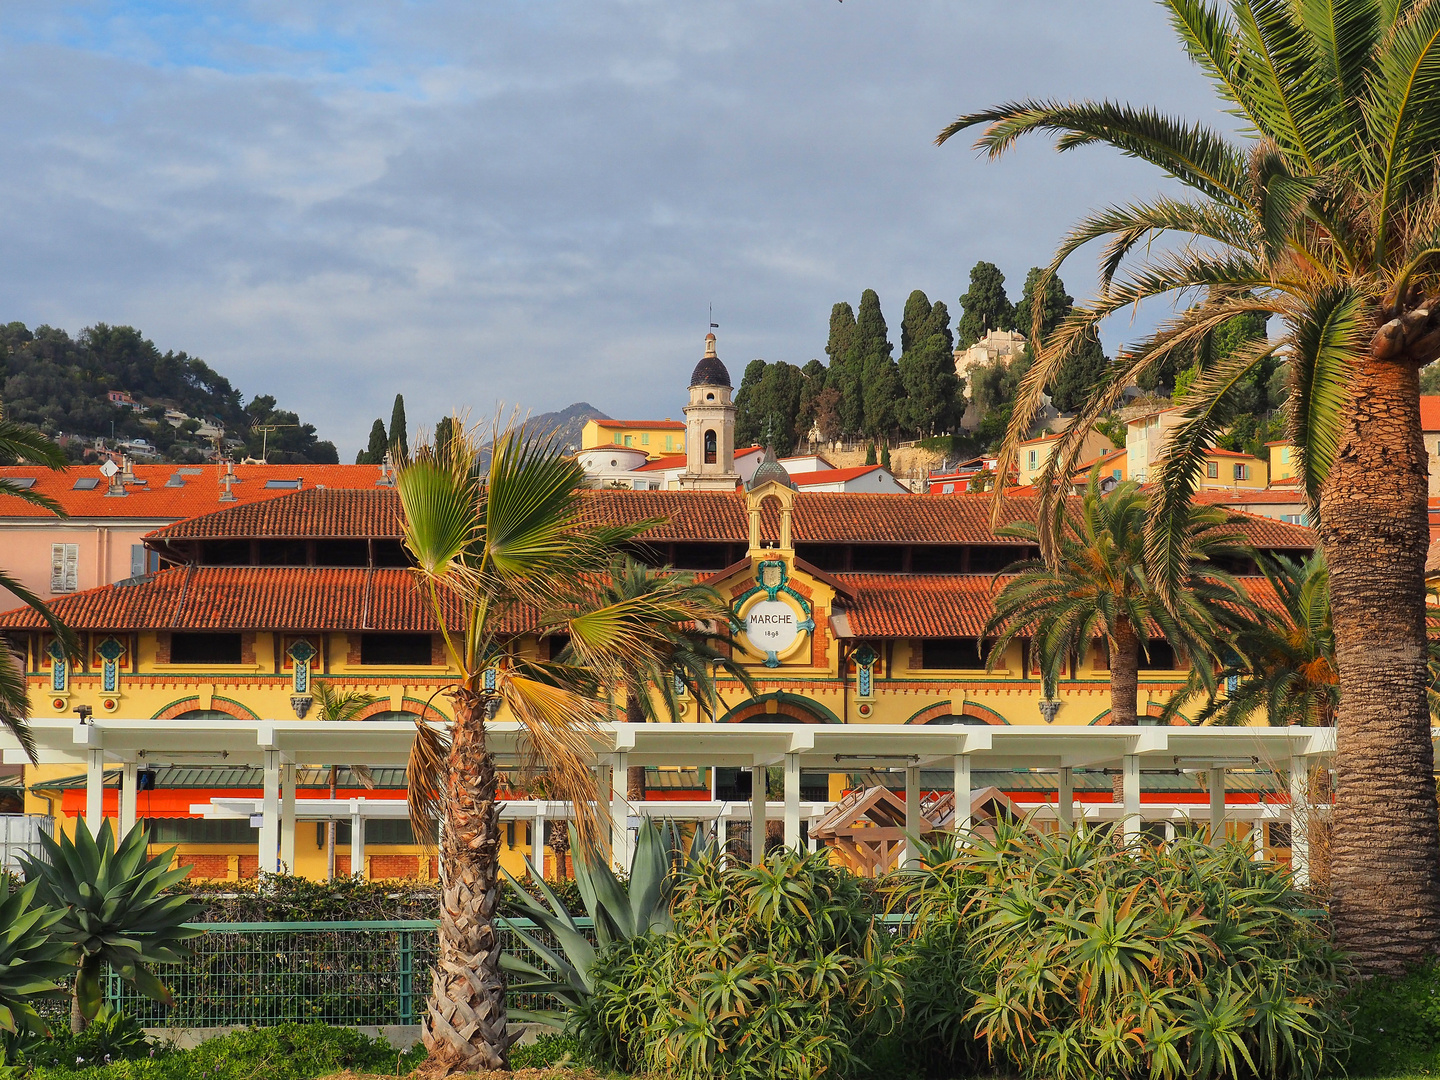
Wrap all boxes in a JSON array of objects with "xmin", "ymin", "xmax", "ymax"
[
  {"xmin": 897, "ymin": 823, "xmax": 1351, "ymax": 1080},
  {"xmin": 576, "ymin": 848, "xmax": 905, "ymax": 1080},
  {"xmin": 1343, "ymin": 961, "xmax": 1440, "ymax": 1076},
  {"xmin": 510, "ymin": 1031, "xmax": 581, "ymax": 1069},
  {"xmin": 11, "ymin": 1008, "xmax": 157, "ymax": 1069}
]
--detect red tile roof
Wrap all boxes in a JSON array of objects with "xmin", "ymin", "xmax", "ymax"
[
  {"xmin": 1192, "ymin": 489, "xmax": 1306, "ymax": 505},
  {"xmin": 836, "ymin": 574, "xmax": 998, "ymax": 636},
  {"xmin": 789, "ymin": 465, "xmax": 889, "ymax": 486},
  {"xmin": 589, "ymin": 419, "xmax": 685, "ymax": 430},
  {"xmin": 0, "ymin": 565, "xmax": 530, "ymax": 633},
  {"xmin": 634, "ymin": 453, "xmax": 687, "ymax": 472},
  {"xmin": 0, "ymin": 464, "xmax": 388, "ymax": 521},
  {"xmin": 149, "ymin": 487, "xmax": 404, "ymax": 540},
  {"xmin": 1424, "ymin": 396, "xmax": 1440, "ymax": 432}
]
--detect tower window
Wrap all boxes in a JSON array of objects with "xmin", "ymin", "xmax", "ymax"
[
  {"xmin": 704, "ymin": 429, "xmax": 717, "ymax": 464},
  {"xmin": 706, "ymin": 393, "xmax": 715, "ymax": 401}
]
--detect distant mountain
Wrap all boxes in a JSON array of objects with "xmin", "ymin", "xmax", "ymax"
[{"xmin": 520, "ymin": 402, "xmax": 611, "ymax": 453}]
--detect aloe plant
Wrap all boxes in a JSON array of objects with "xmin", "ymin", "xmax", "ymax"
[
  {"xmin": 499, "ymin": 818, "xmax": 705, "ymax": 1025},
  {"xmin": 0, "ymin": 878, "xmax": 71, "ymax": 1039},
  {"xmin": 20, "ymin": 819, "xmax": 203, "ymax": 1031}
]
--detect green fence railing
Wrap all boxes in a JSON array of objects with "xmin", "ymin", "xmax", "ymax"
[{"xmin": 95, "ymin": 918, "xmax": 585, "ymax": 1028}]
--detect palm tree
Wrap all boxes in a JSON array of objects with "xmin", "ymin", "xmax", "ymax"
[
  {"xmin": 0, "ymin": 421, "xmax": 74, "ymax": 760},
  {"xmin": 983, "ymin": 474, "xmax": 1252, "ymax": 725},
  {"xmin": 941, "ymin": 0, "xmax": 1440, "ymax": 973},
  {"xmin": 311, "ymin": 681, "xmax": 380, "ymax": 879},
  {"xmin": 584, "ymin": 557, "xmax": 755, "ymax": 799},
  {"xmin": 1164, "ymin": 553, "xmax": 1339, "ymax": 727},
  {"xmin": 396, "ymin": 419, "xmax": 742, "ymax": 1074}
]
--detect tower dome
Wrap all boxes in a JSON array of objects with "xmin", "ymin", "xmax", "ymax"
[
  {"xmin": 689, "ymin": 332, "xmax": 731, "ymax": 388},
  {"xmin": 747, "ymin": 446, "xmax": 797, "ymax": 491}
]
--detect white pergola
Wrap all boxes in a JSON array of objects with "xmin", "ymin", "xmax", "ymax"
[{"xmin": 5, "ymin": 718, "xmax": 1345, "ymax": 883}]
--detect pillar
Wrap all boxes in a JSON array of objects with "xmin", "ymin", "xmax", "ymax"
[
  {"xmin": 750, "ymin": 764, "xmax": 767, "ymax": 864},
  {"xmin": 260, "ymin": 749, "xmax": 280, "ymax": 875},
  {"xmin": 1122, "ymin": 754, "xmax": 1141, "ymax": 843},
  {"xmin": 609, "ymin": 753, "xmax": 629, "ymax": 872},
  {"xmin": 85, "ymin": 749, "xmax": 104, "ymax": 832},
  {"xmin": 904, "ymin": 766, "xmax": 921, "ymax": 869},
  {"xmin": 716, "ymin": 804, "xmax": 729, "ymax": 867},
  {"xmin": 783, "ymin": 752, "xmax": 801, "ymax": 852},
  {"xmin": 532, "ymin": 804, "xmax": 547, "ymax": 881},
  {"xmin": 952, "ymin": 754, "xmax": 972, "ymax": 833},
  {"xmin": 350, "ymin": 799, "xmax": 365, "ymax": 877},
  {"xmin": 1209, "ymin": 766, "xmax": 1226, "ymax": 845},
  {"xmin": 1289, "ymin": 754, "xmax": 1310, "ymax": 885},
  {"xmin": 1058, "ymin": 767, "xmax": 1073, "ymax": 832},
  {"xmin": 119, "ymin": 761, "xmax": 138, "ymax": 838},
  {"xmin": 280, "ymin": 762, "xmax": 297, "ymax": 874}
]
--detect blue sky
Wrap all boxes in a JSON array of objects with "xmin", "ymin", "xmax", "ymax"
[{"xmin": 0, "ymin": 2, "xmax": 1221, "ymax": 455}]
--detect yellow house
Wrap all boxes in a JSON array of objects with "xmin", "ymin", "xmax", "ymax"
[
  {"xmin": 580, "ymin": 418, "xmax": 687, "ymax": 459},
  {"xmin": 0, "ymin": 480, "xmax": 1314, "ymax": 882},
  {"xmin": 1197, "ymin": 449, "xmax": 1269, "ymax": 489},
  {"xmin": 1016, "ymin": 429, "xmax": 1117, "ymax": 487},
  {"xmin": 1267, "ymin": 441, "xmax": 1298, "ymax": 484}
]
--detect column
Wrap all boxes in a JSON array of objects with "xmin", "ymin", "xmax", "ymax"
[
  {"xmin": 750, "ymin": 764, "xmax": 767, "ymax": 864},
  {"xmin": 119, "ymin": 761, "xmax": 138, "ymax": 838},
  {"xmin": 716, "ymin": 804, "xmax": 729, "ymax": 867},
  {"xmin": 1253, "ymin": 817, "xmax": 1266, "ymax": 861},
  {"xmin": 1289, "ymin": 754, "xmax": 1310, "ymax": 885},
  {"xmin": 1122, "ymin": 754, "xmax": 1141, "ymax": 843},
  {"xmin": 85, "ymin": 749, "xmax": 104, "ymax": 832},
  {"xmin": 783, "ymin": 752, "xmax": 801, "ymax": 852},
  {"xmin": 532, "ymin": 804, "xmax": 547, "ymax": 881},
  {"xmin": 350, "ymin": 799, "xmax": 365, "ymax": 877},
  {"xmin": 1058, "ymin": 767, "xmax": 1074, "ymax": 832},
  {"xmin": 1209, "ymin": 766, "xmax": 1226, "ymax": 845},
  {"xmin": 952, "ymin": 754, "xmax": 972, "ymax": 833},
  {"xmin": 280, "ymin": 763, "xmax": 297, "ymax": 874},
  {"xmin": 609, "ymin": 754, "xmax": 629, "ymax": 872},
  {"xmin": 904, "ymin": 765, "xmax": 921, "ymax": 869},
  {"xmin": 260, "ymin": 749, "xmax": 280, "ymax": 875}
]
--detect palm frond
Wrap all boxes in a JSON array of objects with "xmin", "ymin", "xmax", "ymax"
[{"xmin": 1285, "ymin": 282, "xmax": 1366, "ymax": 502}]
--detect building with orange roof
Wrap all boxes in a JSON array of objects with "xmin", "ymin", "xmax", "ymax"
[
  {"xmin": 0, "ymin": 461, "xmax": 396, "ymax": 611},
  {"xmin": 580, "ymin": 418, "xmax": 687, "ymax": 459},
  {"xmin": 1016, "ymin": 428, "xmax": 1116, "ymax": 486}
]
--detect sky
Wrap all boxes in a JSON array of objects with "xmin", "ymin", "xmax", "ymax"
[{"xmin": 0, "ymin": 2, "xmax": 1223, "ymax": 457}]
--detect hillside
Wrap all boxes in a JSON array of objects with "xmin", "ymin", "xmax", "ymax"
[
  {"xmin": 0, "ymin": 321, "xmax": 338, "ymax": 464},
  {"xmin": 522, "ymin": 401, "xmax": 611, "ymax": 452}
]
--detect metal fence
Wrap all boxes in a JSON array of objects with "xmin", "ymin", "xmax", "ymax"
[
  {"xmin": 94, "ymin": 918, "xmax": 582, "ymax": 1028},
  {"xmin": 0, "ymin": 814, "xmax": 52, "ymax": 875}
]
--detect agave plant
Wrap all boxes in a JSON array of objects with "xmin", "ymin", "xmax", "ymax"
[
  {"xmin": 498, "ymin": 818, "xmax": 704, "ymax": 1025},
  {"xmin": 0, "ymin": 878, "xmax": 71, "ymax": 1039},
  {"xmin": 20, "ymin": 820, "xmax": 203, "ymax": 1031}
]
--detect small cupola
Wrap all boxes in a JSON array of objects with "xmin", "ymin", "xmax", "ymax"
[{"xmin": 689, "ymin": 333, "xmax": 732, "ymax": 389}]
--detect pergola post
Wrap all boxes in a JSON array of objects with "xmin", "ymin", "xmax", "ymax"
[
  {"xmin": 1122, "ymin": 754, "xmax": 1141, "ymax": 843},
  {"xmin": 280, "ymin": 762, "xmax": 296, "ymax": 874},
  {"xmin": 750, "ymin": 764, "xmax": 767, "ymax": 864},
  {"xmin": 85, "ymin": 749, "xmax": 104, "ymax": 831},
  {"xmin": 783, "ymin": 752, "xmax": 801, "ymax": 852},
  {"xmin": 952, "ymin": 754, "xmax": 972, "ymax": 834},
  {"xmin": 1289, "ymin": 753, "xmax": 1310, "ymax": 885},
  {"xmin": 716, "ymin": 804, "xmax": 729, "ymax": 866},
  {"xmin": 1209, "ymin": 766, "xmax": 1226, "ymax": 844},
  {"xmin": 260, "ymin": 750, "xmax": 280, "ymax": 874},
  {"xmin": 611, "ymin": 752, "xmax": 630, "ymax": 872},
  {"xmin": 349, "ymin": 799, "xmax": 365, "ymax": 878},
  {"xmin": 904, "ymin": 765, "xmax": 921, "ymax": 869},
  {"xmin": 1057, "ymin": 766, "xmax": 1073, "ymax": 832},
  {"xmin": 532, "ymin": 804, "xmax": 546, "ymax": 881},
  {"xmin": 119, "ymin": 761, "xmax": 138, "ymax": 838}
]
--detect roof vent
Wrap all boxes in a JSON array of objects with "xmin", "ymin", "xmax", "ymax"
[{"xmin": 164, "ymin": 474, "xmax": 185, "ymax": 488}]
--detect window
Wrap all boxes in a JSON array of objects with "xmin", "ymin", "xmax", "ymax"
[
  {"xmin": 641, "ymin": 433, "xmax": 650, "ymax": 446},
  {"xmin": 1233, "ymin": 463, "xmax": 1248, "ymax": 481},
  {"xmin": 1281, "ymin": 512, "xmax": 1311, "ymax": 526},
  {"xmin": 170, "ymin": 633, "xmax": 243, "ymax": 665},
  {"xmin": 941, "ymin": 483, "xmax": 955, "ymax": 493},
  {"xmin": 144, "ymin": 817, "xmax": 254, "ymax": 843},
  {"xmin": 359, "ymin": 633, "xmax": 432, "ymax": 666},
  {"xmin": 664, "ymin": 436, "xmax": 673, "ymax": 451},
  {"xmin": 8, "ymin": 478, "xmax": 35, "ymax": 489},
  {"xmin": 1112, "ymin": 469, "xmax": 1122, "ymax": 480},
  {"xmin": 919, "ymin": 638, "xmax": 985, "ymax": 669},
  {"xmin": 612, "ymin": 434, "xmax": 621, "ymax": 445},
  {"xmin": 50, "ymin": 544, "xmax": 78, "ymax": 593},
  {"xmin": 1281, "ymin": 447, "xmax": 1291, "ymax": 463},
  {"xmin": 704, "ymin": 429, "xmax": 717, "ymax": 464},
  {"xmin": 1028, "ymin": 450, "xmax": 1038, "ymax": 469},
  {"xmin": 264, "ymin": 478, "xmax": 301, "ymax": 489},
  {"xmin": 624, "ymin": 435, "xmax": 634, "ymax": 446},
  {"xmin": 1206, "ymin": 461, "xmax": 1218, "ymax": 479},
  {"xmin": 130, "ymin": 545, "xmax": 159, "ymax": 577},
  {"xmin": 72, "ymin": 477, "xmax": 100, "ymax": 490},
  {"xmin": 1140, "ymin": 639, "xmax": 1180, "ymax": 670}
]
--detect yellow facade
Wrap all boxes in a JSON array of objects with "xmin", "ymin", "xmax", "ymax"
[
  {"xmin": 580, "ymin": 419, "xmax": 686, "ymax": 459},
  {"xmin": 1268, "ymin": 442, "xmax": 1298, "ymax": 483},
  {"xmin": 1196, "ymin": 450, "xmax": 1269, "ymax": 489}
]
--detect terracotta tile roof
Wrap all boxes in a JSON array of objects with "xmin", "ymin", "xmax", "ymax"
[
  {"xmin": 1428, "ymin": 538, "xmax": 1440, "ymax": 577},
  {"xmin": 0, "ymin": 565, "xmax": 531, "ymax": 633},
  {"xmin": 149, "ymin": 487, "xmax": 404, "ymax": 540},
  {"xmin": 0, "ymin": 464, "xmax": 387, "ymax": 521},
  {"xmin": 789, "ymin": 465, "xmax": 890, "ymax": 486},
  {"xmin": 836, "ymin": 574, "xmax": 998, "ymax": 636},
  {"xmin": 1424, "ymin": 396, "xmax": 1440, "ymax": 432},
  {"xmin": 590, "ymin": 419, "xmax": 686, "ymax": 430},
  {"xmin": 634, "ymin": 453, "xmax": 686, "ymax": 472},
  {"xmin": 1192, "ymin": 489, "xmax": 1306, "ymax": 505}
]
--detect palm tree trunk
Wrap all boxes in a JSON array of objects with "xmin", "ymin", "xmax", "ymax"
[
  {"xmin": 1318, "ymin": 344, "xmax": 1440, "ymax": 975},
  {"xmin": 1108, "ymin": 619, "xmax": 1140, "ymax": 725},
  {"xmin": 420, "ymin": 689, "xmax": 509, "ymax": 1073}
]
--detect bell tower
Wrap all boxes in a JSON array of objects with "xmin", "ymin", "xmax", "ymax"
[{"xmin": 678, "ymin": 332, "xmax": 739, "ymax": 491}]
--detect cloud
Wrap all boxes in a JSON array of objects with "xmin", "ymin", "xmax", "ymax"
[{"xmin": 0, "ymin": 1, "xmax": 1222, "ymax": 455}]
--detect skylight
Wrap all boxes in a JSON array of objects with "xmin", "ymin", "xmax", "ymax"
[
  {"xmin": 265, "ymin": 479, "xmax": 302, "ymax": 490},
  {"xmin": 72, "ymin": 477, "xmax": 101, "ymax": 490},
  {"xmin": 7, "ymin": 478, "xmax": 36, "ymax": 489}
]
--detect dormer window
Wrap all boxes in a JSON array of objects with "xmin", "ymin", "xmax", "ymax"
[{"xmin": 704, "ymin": 430, "xmax": 717, "ymax": 464}]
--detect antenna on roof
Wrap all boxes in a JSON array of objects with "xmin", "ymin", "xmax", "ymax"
[{"xmin": 709, "ymin": 303, "xmax": 718, "ymax": 331}]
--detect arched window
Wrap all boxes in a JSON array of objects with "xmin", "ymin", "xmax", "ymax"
[
  {"xmin": 704, "ymin": 429, "xmax": 717, "ymax": 464},
  {"xmin": 173, "ymin": 710, "xmax": 237, "ymax": 722},
  {"xmin": 364, "ymin": 710, "xmax": 420, "ymax": 722}
]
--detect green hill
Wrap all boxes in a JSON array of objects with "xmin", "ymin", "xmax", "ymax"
[{"xmin": 0, "ymin": 322, "xmax": 337, "ymax": 464}]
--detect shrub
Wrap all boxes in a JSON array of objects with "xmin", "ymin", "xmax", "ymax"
[
  {"xmin": 576, "ymin": 848, "xmax": 905, "ymax": 1080},
  {"xmin": 897, "ymin": 823, "xmax": 1351, "ymax": 1080}
]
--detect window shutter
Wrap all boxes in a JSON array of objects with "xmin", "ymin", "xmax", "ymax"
[
  {"xmin": 50, "ymin": 545, "xmax": 65, "ymax": 593},
  {"xmin": 131, "ymin": 544, "xmax": 146, "ymax": 577}
]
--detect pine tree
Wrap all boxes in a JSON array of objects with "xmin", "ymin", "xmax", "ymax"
[
  {"xmin": 356, "ymin": 418, "xmax": 387, "ymax": 464},
  {"xmin": 733, "ymin": 359, "xmax": 768, "ymax": 448},
  {"xmin": 956, "ymin": 262, "xmax": 1015, "ymax": 348},
  {"xmin": 898, "ymin": 334, "xmax": 961, "ymax": 436},
  {"xmin": 1013, "ymin": 268, "xmax": 1073, "ymax": 344},
  {"xmin": 389, "ymin": 394, "xmax": 408, "ymax": 460}
]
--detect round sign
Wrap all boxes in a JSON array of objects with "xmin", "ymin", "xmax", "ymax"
[{"xmin": 745, "ymin": 599, "xmax": 801, "ymax": 654}]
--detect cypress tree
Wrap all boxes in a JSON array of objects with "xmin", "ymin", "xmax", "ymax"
[
  {"xmin": 865, "ymin": 443, "xmax": 877, "ymax": 466},
  {"xmin": 1049, "ymin": 329, "xmax": 1109, "ymax": 413},
  {"xmin": 734, "ymin": 359, "xmax": 768, "ymax": 448},
  {"xmin": 357, "ymin": 418, "xmax": 387, "ymax": 465},
  {"xmin": 956, "ymin": 262, "xmax": 1015, "ymax": 348},
  {"xmin": 750, "ymin": 362, "xmax": 805, "ymax": 457},
  {"xmin": 898, "ymin": 334, "xmax": 961, "ymax": 436},
  {"xmin": 389, "ymin": 394, "xmax": 408, "ymax": 460},
  {"xmin": 880, "ymin": 443, "xmax": 892, "ymax": 470},
  {"xmin": 1013, "ymin": 268, "xmax": 1073, "ymax": 344},
  {"xmin": 855, "ymin": 290, "xmax": 899, "ymax": 440},
  {"xmin": 824, "ymin": 302, "xmax": 857, "ymax": 369},
  {"xmin": 837, "ymin": 342, "xmax": 866, "ymax": 437},
  {"xmin": 901, "ymin": 290, "xmax": 934, "ymax": 355},
  {"xmin": 434, "ymin": 416, "xmax": 456, "ymax": 463},
  {"xmin": 797, "ymin": 358, "xmax": 827, "ymax": 444}
]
